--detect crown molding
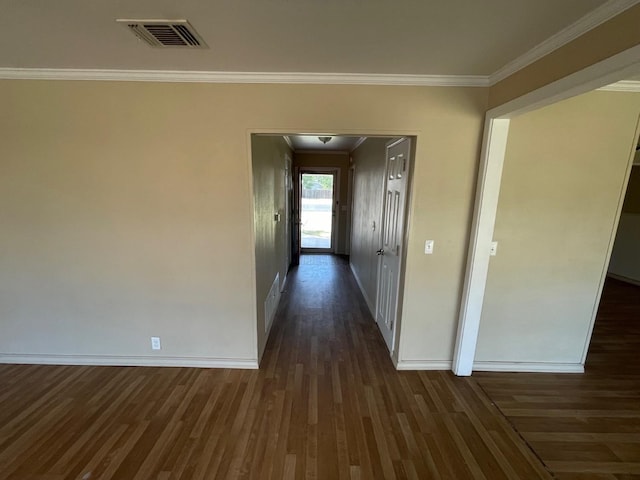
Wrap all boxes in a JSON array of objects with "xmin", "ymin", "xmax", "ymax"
[
  {"xmin": 1, "ymin": 0, "xmax": 635, "ymax": 89},
  {"xmin": 0, "ymin": 68, "xmax": 489, "ymax": 87},
  {"xmin": 598, "ymin": 80, "xmax": 640, "ymax": 92},
  {"xmin": 490, "ymin": 0, "xmax": 640, "ymax": 85},
  {"xmin": 294, "ymin": 149, "xmax": 350, "ymax": 155},
  {"xmin": 351, "ymin": 137, "xmax": 367, "ymax": 152}
]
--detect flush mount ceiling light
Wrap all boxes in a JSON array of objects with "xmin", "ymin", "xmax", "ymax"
[
  {"xmin": 117, "ymin": 19, "xmax": 208, "ymax": 48},
  {"xmin": 318, "ymin": 136, "xmax": 332, "ymax": 144}
]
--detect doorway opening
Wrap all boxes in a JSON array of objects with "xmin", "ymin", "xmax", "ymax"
[
  {"xmin": 457, "ymin": 86, "xmax": 640, "ymax": 376},
  {"xmin": 300, "ymin": 170, "xmax": 337, "ymax": 253},
  {"xmin": 251, "ymin": 133, "xmax": 415, "ymax": 362},
  {"xmin": 588, "ymin": 148, "xmax": 640, "ymax": 373}
]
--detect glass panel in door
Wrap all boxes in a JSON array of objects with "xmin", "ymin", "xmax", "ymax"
[{"xmin": 300, "ymin": 173, "xmax": 334, "ymax": 250}]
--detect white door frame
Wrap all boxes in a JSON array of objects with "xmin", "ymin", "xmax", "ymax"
[
  {"xmin": 452, "ymin": 45, "xmax": 640, "ymax": 376},
  {"xmin": 345, "ymin": 164, "xmax": 355, "ymax": 255},
  {"xmin": 284, "ymin": 153, "xmax": 293, "ymax": 274}
]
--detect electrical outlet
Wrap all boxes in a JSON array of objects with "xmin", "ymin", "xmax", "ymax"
[
  {"xmin": 490, "ymin": 241, "xmax": 498, "ymax": 256},
  {"xmin": 151, "ymin": 336, "xmax": 161, "ymax": 350}
]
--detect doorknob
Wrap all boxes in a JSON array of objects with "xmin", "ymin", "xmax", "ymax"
[{"xmin": 376, "ymin": 249, "xmax": 384, "ymax": 256}]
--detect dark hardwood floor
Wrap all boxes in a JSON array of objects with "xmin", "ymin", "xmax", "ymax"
[
  {"xmin": 476, "ymin": 278, "xmax": 640, "ymax": 480},
  {"xmin": 0, "ymin": 255, "xmax": 553, "ymax": 479}
]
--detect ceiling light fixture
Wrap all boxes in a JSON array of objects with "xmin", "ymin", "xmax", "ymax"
[{"xmin": 318, "ymin": 136, "xmax": 332, "ymax": 144}]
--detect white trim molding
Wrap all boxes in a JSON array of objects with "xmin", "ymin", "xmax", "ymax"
[
  {"xmin": 0, "ymin": 68, "xmax": 489, "ymax": 87},
  {"xmin": 0, "ymin": 353, "xmax": 259, "ymax": 369},
  {"xmin": 473, "ymin": 361, "xmax": 584, "ymax": 374},
  {"xmin": 396, "ymin": 360, "xmax": 453, "ymax": 371},
  {"xmin": 490, "ymin": 0, "xmax": 640, "ymax": 84},
  {"xmin": 452, "ymin": 117, "xmax": 510, "ymax": 376},
  {"xmin": 350, "ymin": 137, "xmax": 367, "ymax": 152},
  {"xmin": 598, "ymin": 80, "xmax": 640, "ymax": 92},
  {"xmin": 490, "ymin": 44, "xmax": 640, "ymax": 119},
  {"xmin": 0, "ymin": 2, "xmax": 636, "ymax": 89}
]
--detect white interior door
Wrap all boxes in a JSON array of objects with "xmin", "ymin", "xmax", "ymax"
[{"xmin": 376, "ymin": 138, "xmax": 411, "ymax": 353}]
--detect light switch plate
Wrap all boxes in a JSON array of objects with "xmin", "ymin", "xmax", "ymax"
[
  {"xmin": 490, "ymin": 241, "xmax": 498, "ymax": 256},
  {"xmin": 424, "ymin": 240, "xmax": 434, "ymax": 254}
]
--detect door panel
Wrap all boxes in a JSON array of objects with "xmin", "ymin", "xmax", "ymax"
[{"xmin": 376, "ymin": 138, "xmax": 411, "ymax": 354}]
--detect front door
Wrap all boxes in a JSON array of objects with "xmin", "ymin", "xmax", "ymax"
[
  {"xmin": 376, "ymin": 138, "xmax": 411, "ymax": 353},
  {"xmin": 300, "ymin": 170, "xmax": 337, "ymax": 253}
]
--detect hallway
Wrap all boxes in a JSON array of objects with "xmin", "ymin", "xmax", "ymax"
[
  {"xmin": 259, "ymin": 254, "xmax": 553, "ymax": 479},
  {"xmin": 0, "ymin": 254, "xmax": 552, "ymax": 479}
]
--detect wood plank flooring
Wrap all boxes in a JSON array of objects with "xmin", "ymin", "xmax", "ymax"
[
  {"xmin": 0, "ymin": 255, "xmax": 552, "ymax": 479},
  {"xmin": 476, "ymin": 278, "xmax": 640, "ymax": 480}
]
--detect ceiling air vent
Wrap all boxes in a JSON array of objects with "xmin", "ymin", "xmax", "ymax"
[{"xmin": 117, "ymin": 19, "xmax": 208, "ymax": 48}]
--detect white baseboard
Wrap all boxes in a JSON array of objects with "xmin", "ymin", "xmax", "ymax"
[
  {"xmin": 394, "ymin": 359, "xmax": 584, "ymax": 373},
  {"xmin": 607, "ymin": 273, "xmax": 640, "ymax": 287},
  {"xmin": 349, "ymin": 262, "xmax": 376, "ymax": 318},
  {"xmin": 472, "ymin": 361, "xmax": 584, "ymax": 373},
  {"xmin": 395, "ymin": 360, "xmax": 453, "ymax": 370},
  {"xmin": 0, "ymin": 353, "xmax": 259, "ymax": 369}
]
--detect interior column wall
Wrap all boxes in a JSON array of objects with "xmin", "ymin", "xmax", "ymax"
[{"xmin": 476, "ymin": 91, "xmax": 640, "ymax": 369}]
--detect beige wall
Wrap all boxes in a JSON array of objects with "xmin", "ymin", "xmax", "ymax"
[
  {"xmin": 489, "ymin": 5, "xmax": 640, "ymax": 109},
  {"xmin": 476, "ymin": 91, "xmax": 640, "ymax": 365},
  {"xmin": 252, "ymin": 136, "xmax": 292, "ymax": 359},
  {"xmin": 294, "ymin": 153, "xmax": 350, "ymax": 254},
  {"xmin": 0, "ymin": 81, "xmax": 258, "ymax": 363},
  {"xmin": 349, "ymin": 138, "xmax": 389, "ymax": 313},
  {"xmin": 397, "ymin": 119, "xmax": 485, "ymax": 363},
  {"xmin": 0, "ymin": 80, "xmax": 487, "ymax": 365}
]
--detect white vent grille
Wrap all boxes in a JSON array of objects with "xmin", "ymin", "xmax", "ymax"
[{"xmin": 117, "ymin": 19, "xmax": 207, "ymax": 48}]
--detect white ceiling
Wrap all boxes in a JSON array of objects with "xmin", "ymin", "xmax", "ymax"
[{"xmin": 0, "ymin": 0, "xmax": 610, "ymax": 76}]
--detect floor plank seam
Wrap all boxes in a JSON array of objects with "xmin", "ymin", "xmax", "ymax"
[{"xmin": 473, "ymin": 378, "xmax": 558, "ymax": 479}]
